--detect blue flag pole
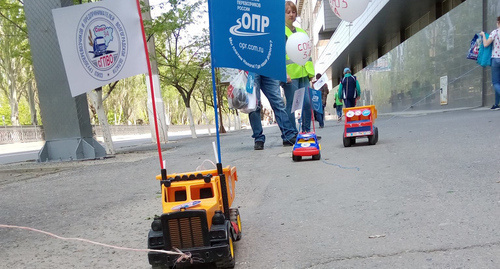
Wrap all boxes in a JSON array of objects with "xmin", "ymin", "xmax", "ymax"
[
  {"xmin": 207, "ymin": 0, "xmax": 222, "ymax": 166},
  {"xmin": 210, "ymin": 66, "xmax": 222, "ymax": 165}
]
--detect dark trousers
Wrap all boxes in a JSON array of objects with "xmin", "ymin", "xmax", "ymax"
[
  {"xmin": 344, "ymin": 98, "xmax": 356, "ymax": 108},
  {"xmin": 313, "ymin": 108, "xmax": 324, "ymax": 127}
]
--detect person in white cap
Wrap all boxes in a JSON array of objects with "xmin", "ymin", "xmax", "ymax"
[{"xmin": 337, "ymin": 67, "xmax": 361, "ymax": 108}]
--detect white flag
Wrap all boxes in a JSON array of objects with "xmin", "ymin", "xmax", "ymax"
[
  {"xmin": 291, "ymin": 87, "xmax": 305, "ymax": 113},
  {"xmin": 313, "ymin": 73, "xmax": 328, "ymax": 90},
  {"xmin": 52, "ymin": 0, "xmax": 148, "ymax": 97}
]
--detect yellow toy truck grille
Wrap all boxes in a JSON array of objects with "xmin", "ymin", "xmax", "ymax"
[{"xmin": 168, "ymin": 217, "xmax": 205, "ymax": 248}]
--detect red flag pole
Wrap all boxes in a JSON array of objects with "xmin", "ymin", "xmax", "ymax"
[{"xmin": 135, "ymin": 0, "xmax": 164, "ymax": 170}]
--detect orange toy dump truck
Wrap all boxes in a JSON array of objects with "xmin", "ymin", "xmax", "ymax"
[{"xmin": 148, "ymin": 165, "xmax": 241, "ymax": 269}]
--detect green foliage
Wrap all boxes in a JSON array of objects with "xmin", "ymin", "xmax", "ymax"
[
  {"xmin": 0, "ymin": 0, "xmax": 219, "ymax": 128},
  {"xmin": 102, "ymin": 75, "xmax": 148, "ymax": 125},
  {"xmin": 0, "ymin": 0, "xmax": 34, "ymax": 126},
  {"xmin": 146, "ymin": 0, "xmax": 214, "ymax": 125},
  {"xmin": 0, "ymin": 95, "xmax": 10, "ymax": 125},
  {"xmin": 17, "ymin": 97, "xmax": 31, "ymax": 125}
]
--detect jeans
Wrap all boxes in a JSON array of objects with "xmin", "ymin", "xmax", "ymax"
[
  {"xmin": 336, "ymin": 104, "xmax": 343, "ymax": 118},
  {"xmin": 491, "ymin": 58, "xmax": 500, "ymax": 105},
  {"xmin": 248, "ymin": 74, "xmax": 297, "ymax": 143},
  {"xmin": 283, "ymin": 77, "xmax": 312, "ymax": 132}
]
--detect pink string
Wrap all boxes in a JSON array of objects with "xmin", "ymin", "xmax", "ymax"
[{"xmin": 0, "ymin": 224, "xmax": 190, "ymax": 258}]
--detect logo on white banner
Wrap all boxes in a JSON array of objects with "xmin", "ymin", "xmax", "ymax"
[{"xmin": 77, "ymin": 7, "xmax": 128, "ymax": 81}]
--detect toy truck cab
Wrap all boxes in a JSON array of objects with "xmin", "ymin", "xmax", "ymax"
[
  {"xmin": 292, "ymin": 132, "xmax": 321, "ymax": 161},
  {"xmin": 343, "ymin": 105, "xmax": 379, "ymax": 147},
  {"xmin": 147, "ymin": 166, "xmax": 241, "ymax": 269}
]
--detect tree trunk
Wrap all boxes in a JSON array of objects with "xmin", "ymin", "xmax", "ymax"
[
  {"xmin": 218, "ymin": 107, "xmax": 226, "ymax": 133},
  {"xmin": 89, "ymin": 88, "xmax": 115, "ymax": 155},
  {"xmin": 216, "ymin": 76, "xmax": 226, "ymax": 134},
  {"xmin": 202, "ymin": 112, "xmax": 211, "ymax": 135},
  {"xmin": 9, "ymin": 79, "xmax": 19, "ymax": 126},
  {"xmin": 27, "ymin": 82, "xmax": 38, "ymax": 126},
  {"xmin": 234, "ymin": 110, "xmax": 241, "ymax": 130},
  {"xmin": 186, "ymin": 107, "xmax": 197, "ymax": 138}
]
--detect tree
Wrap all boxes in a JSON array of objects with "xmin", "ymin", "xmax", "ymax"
[
  {"xmin": 87, "ymin": 82, "xmax": 119, "ymax": 155},
  {"xmin": 147, "ymin": 0, "xmax": 210, "ymax": 138},
  {"xmin": 0, "ymin": 0, "xmax": 32, "ymax": 126}
]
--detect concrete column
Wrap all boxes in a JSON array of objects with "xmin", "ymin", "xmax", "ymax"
[{"xmin": 24, "ymin": 0, "xmax": 105, "ymax": 162}]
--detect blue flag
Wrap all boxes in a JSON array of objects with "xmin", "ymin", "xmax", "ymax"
[
  {"xmin": 311, "ymin": 89, "xmax": 323, "ymax": 114},
  {"xmin": 208, "ymin": 0, "xmax": 286, "ymax": 82}
]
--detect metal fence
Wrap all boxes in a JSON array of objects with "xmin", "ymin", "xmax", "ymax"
[
  {"xmin": 0, "ymin": 126, "xmax": 44, "ymax": 144},
  {"xmin": 0, "ymin": 125, "xmax": 153, "ymax": 145},
  {"xmin": 0, "ymin": 124, "xmax": 219, "ymax": 145}
]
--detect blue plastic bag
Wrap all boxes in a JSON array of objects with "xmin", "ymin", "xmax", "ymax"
[{"xmin": 467, "ymin": 34, "xmax": 480, "ymax": 60}]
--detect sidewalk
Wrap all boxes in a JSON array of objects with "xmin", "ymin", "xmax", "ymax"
[
  {"xmin": 0, "ymin": 106, "xmax": 488, "ymax": 157},
  {"xmin": 0, "ymin": 126, "xmax": 240, "ymax": 156}
]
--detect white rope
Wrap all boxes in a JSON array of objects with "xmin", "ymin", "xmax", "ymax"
[
  {"xmin": 0, "ymin": 224, "xmax": 188, "ymax": 257},
  {"xmin": 196, "ymin": 159, "xmax": 217, "ymax": 171}
]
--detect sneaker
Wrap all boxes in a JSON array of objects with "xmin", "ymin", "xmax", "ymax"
[
  {"xmin": 491, "ymin": 105, "xmax": 500, "ymax": 110},
  {"xmin": 316, "ymin": 136, "xmax": 322, "ymax": 141},
  {"xmin": 283, "ymin": 135, "xmax": 297, "ymax": 146},
  {"xmin": 254, "ymin": 141, "xmax": 264, "ymax": 150}
]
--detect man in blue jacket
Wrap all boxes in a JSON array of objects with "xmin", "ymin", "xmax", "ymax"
[{"xmin": 337, "ymin": 68, "xmax": 361, "ymax": 108}]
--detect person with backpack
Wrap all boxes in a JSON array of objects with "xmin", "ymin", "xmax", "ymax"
[{"xmin": 337, "ymin": 67, "xmax": 361, "ymax": 108}]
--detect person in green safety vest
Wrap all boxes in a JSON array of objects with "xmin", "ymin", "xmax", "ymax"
[{"xmin": 283, "ymin": 1, "xmax": 315, "ymax": 133}]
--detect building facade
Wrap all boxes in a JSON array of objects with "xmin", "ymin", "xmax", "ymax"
[{"xmin": 296, "ymin": 0, "xmax": 498, "ymax": 114}]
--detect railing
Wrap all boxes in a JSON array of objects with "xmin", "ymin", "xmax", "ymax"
[
  {"xmin": 0, "ymin": 126, "xmax": 44, "ymax": 144},
  {"xmin": 0, "ymin": 124, "xmax": 219, "ymax": 145}
]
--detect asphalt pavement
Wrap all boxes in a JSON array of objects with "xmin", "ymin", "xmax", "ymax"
[{"xmin": 0, "ymin": 107, "xmax": 499, "ymax": 269}]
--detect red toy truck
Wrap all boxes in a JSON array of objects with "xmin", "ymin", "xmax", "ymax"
[{"xmin": 343, "ymin": 105, "xmax": 378, "ymax": 147}]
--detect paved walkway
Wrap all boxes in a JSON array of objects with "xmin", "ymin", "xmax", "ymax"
[{"xmin": 0, "ymin": 106, "xmax": 487, "ymax": 160}]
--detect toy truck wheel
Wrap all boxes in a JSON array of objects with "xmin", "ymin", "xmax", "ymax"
[
  {"xmin": 292, "ymin": 155, "xmax": 302, "ymax": 162},
  {"xmin": 215, "ymin": 237, "xmax": 235, "ymax": 268},
  {"xmin": 312, "ymin": 153, "xmax": 321, "ymax": 160},
  {"xmin": 343, "ymin": 135, "xmax": 351, "ymax": 147},
  {"xmin": 368, "ymin": 126, "xmax": 378, "ymax": 145},
  {"xmin": 229, "ymin": 208, "xmax": 242, "ymax": 241}
]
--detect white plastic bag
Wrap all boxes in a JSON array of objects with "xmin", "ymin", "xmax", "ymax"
[
  {"xmin": 228, "ymin": 70, "xmax": 248, "ymax": 109},
  {"xmin": 239, "ymin": 72, "xmax": 257, "ymax": 113},
  {"xmin": 227, "ymin": 70, "xmax": 257, "ymax": 113}
]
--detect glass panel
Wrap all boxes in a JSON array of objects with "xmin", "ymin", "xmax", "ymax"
[{"xmin": 352, "ymin": 0, "xmax": 483, "ymax": 113}]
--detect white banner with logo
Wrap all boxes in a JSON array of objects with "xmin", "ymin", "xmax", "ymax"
[
  {"xmin": 291, "ymin": 87, "xmax": 305, "ymax": 113},
  {"xmin": 53, "ymin": 0, "xmax": 148, "ymax": 97}
]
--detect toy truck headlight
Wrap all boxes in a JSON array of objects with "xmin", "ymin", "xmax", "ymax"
[
  {"xmin": 149, "ymin": 236, "xmax": 164, "ymax": 246},
  {"xmin": 210, "ymin": 230, "xmax": 226, "ymax": 239},
  {"xmin": 151, "ymin": 219, "xmax": 162, "ymax": 231}
]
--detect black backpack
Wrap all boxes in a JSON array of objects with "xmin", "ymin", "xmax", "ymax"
[{"xmin": 341, "ymin": 76, "xmax": 357, "ymax": 99}]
